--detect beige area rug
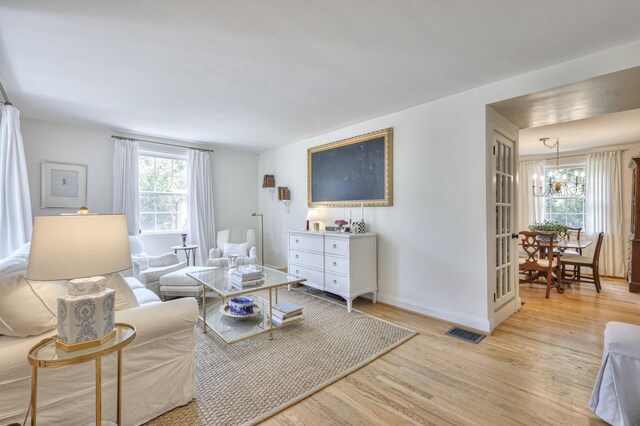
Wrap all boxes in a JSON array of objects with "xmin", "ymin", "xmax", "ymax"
[{"xmin": 147, "ymin": 289, "xmax": 416, "ymax": 426}]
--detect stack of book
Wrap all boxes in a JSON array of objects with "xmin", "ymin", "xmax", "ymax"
[
  {"xmin": 229, "ymin": 268, "xmax": 264, "ymax": 288},
  {"xmin": 271, "ymin": 301, "xmax": 303, "ymax": 325}
]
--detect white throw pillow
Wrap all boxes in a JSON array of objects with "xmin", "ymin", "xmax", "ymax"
[
  {"xmin": 105, "ymin": 273, "xmax": 140, "ymax": 311},
  {"xmin": 132, "ymin": 253, "xmax": 150, "ymax": 271},
  {"xmin": 223, "ymin": 242, "xmax": 249, "ymax": 257},
  {"xmin": 0, "ymin": 269, "xmax": 68, "ymax": 337}
]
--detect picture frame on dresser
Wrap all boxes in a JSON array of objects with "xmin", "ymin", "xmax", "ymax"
[{"xmin": 307, "ymin": 128, "xmax": 393, "ymax": 207}]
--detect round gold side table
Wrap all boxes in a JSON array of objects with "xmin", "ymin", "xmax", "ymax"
[{"xmin": 27, "ymin": 323, "xmax": 136, "ymax": 426}]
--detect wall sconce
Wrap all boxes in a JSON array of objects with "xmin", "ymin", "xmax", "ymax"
[
  {"xmin": 278, "ymin": 186, "xmax": 291, "ymax": 214},
  {"xmin": 262, "ymin": 174, "xmax": 276, "ymax": 199}
]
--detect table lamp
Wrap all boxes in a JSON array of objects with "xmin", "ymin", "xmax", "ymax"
[
  {"xmin": 306, "ymin": 209, "xmax": 320, "ymax": 231},
  {"xmin": 26, "ymin": 214, "xmax": 132, "ymax": 352}
]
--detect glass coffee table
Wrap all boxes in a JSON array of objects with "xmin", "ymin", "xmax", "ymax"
[{"xmin": 187, "ymin": 266, "xmax": 306, "ymax": 344}]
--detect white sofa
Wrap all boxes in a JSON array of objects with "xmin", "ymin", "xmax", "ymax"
[
  {"xmin": 0, "ymin": 247, "xmax": 199, "ymax": 426},
  {"xmin": 128, "ymin": 235, "xmax": 187, "ymax": 295}
]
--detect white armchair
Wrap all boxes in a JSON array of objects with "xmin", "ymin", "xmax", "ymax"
[
  {"xmin": 207, "ymin": 228, "xmax": 258, "ymax": 267},
  {"xmin": 127, "ymin": 236, "xmax": 187, "ymax": 295}
]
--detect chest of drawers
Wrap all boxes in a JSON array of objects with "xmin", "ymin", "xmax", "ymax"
[{"xmin": 287, "ymin": 230, "xmax": 377, "ymax": 312}]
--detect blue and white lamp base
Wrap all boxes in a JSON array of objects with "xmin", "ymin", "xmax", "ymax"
[{"xmin": 56, "ymin": 276, "xmax": 116, "ymax": 352}]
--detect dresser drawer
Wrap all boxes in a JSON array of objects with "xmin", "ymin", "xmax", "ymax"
[
  {"xmin": 325, "ymin": 237, "xmax": 349, "ymax": 257},
  {"xmin": 325, "ymin": 255, "xmax": 349, "ymax": 276},
  {"xmin": 325, "ymin": 272, "xmax": 348, "ymax": 295},
  {"xmin": 289, "ymin": 234, "xmax": 324, "ymax": 253},
  {"xmin": 289, "ymin": 249, "xmax": 323, "ymax": 270},
  {"xmin": 289, "ymin": 264, "xmax": 324, "ymax": 289}
]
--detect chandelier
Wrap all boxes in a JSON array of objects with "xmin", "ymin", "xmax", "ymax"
[{"xmin": 532, "ymin": 137, "xmax": 585, "ymax": 197}]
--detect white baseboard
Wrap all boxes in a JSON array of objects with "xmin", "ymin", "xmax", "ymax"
[{"xmin": 376, "ymin": 293, "xmax": 491, "ymax": 333}]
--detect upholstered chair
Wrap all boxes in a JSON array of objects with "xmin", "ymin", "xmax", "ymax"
[
  {"xmin": 206, "ymin": 228, "xmax": 257, "ymax": 267},
  {"xmin": 126, "ymin": 236, "xmax": 187, "ymax": 295}
]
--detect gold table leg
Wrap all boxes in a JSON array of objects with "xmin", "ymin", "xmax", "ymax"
[
  {"xmin": 269, "ymin": 288, "xmax": 273, "ymax": 340},
  {"xmin": 202, "ymin": 285, "xmax": 207, "ymax": 333},
  {"xmin": 96, "ymin": 356, "xmax": 101, "ymax": 425},
  {"xmin": 31, "ymin": 366, "xmax": 37, "ymax": 426},
  {"xmin": 117, "ymin": 349, "xmax": 122, "ymax": 425}
]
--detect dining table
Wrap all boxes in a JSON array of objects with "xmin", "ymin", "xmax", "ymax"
[{"xmin": 520, "ymin": 238, "xmax": 593, "ymax": 288}]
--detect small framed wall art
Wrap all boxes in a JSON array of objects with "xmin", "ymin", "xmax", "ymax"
[{"xmin": 41, "ymin": 161, "xmax": 88, "ymax": 208}]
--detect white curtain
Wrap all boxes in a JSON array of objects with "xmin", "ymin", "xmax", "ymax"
[
  {"xmin": 188, "ymin": 149, "xmax": 216, "ymax": 266},
  {"xmin": 518, "ymin": 160, "xmax": 546, "ymax": 233},
  {"xmin": 112, "ymin": 139, "xmax": 139, "ymax": 235},
  {"xmin": 0, "ymin": 105, "xmax": 32, "ymax": 258},
  {"xmin": 585, "ymin": 151, "xmax": 624, "ymax": 277}
]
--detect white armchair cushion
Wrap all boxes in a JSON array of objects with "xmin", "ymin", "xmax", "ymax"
[
  {"xmin": 223, "ymin": 242, "xmax": 249, "ymax": 257},
  {"xmin": 0, "ymin": 271, "xmax": 68, "ymax": 337},
  {"xmin": 105, "ymin": 273, "xmax": 139, "ymax": 311},
  {"xmin": 148, "ymin": 253, "xmax": 180, "ymax": 268},
  {"xmin": 132, "ymin": 253, "xmax": 150, "ymax": 271}
]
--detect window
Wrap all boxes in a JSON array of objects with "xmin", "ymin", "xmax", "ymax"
[
  {"xmin": 139, "ymin": 153, "xmax": 188, "ymax": 232},
  {"xmin": 543, "ymin": 165, "xmax": 585, "ymax": 229}
]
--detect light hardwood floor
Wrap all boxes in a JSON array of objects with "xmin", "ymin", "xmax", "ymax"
[{"xmin": 262, "ymin": 278, "xmax": 640, "ymax": 425}]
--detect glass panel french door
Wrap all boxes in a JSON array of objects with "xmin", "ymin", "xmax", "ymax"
[{"xmin": 494, "ymin": 132, "xmax": 516, "ymax": 308}]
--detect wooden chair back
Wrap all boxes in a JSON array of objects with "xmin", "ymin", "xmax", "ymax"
[
  {"xmin": 519, "ymin": 231, "xmax": 556, "ymax": 272},
  {"xmin": 592, "ymin": 232, "xmax": 605, "ymax": 266},
  {"xmin": 566, "ymin": 227, "xmax": 582, "ymax": 241}
]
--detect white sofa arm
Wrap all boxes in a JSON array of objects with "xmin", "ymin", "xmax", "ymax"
[
  {"xmin": 115, "ymin": 297, "xmax": 199, "ymax": 341},
  {"xmin": 209, "ymin": 248, "xmax": 222, "ymax": 260},
  {"xmin": 148, "ymin": 252, "xmax": 180, "ymax": 267},
  {"xmin": 207, "ymin": 258, "xmax": 227, "ymax": 267}
]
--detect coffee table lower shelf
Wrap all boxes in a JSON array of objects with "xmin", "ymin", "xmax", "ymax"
[{"xmin": 199, "ymin": 294, "xmax": 303, "ymax": 344}]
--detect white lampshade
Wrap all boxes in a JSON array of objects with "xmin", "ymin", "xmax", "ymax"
[
  {"xmin": 27, "ymin": 214, "xmax": 132, "ymax": 281},
  {"xmin": 306, "ymin": 209, "xmax": 320, "ymax": 221}
]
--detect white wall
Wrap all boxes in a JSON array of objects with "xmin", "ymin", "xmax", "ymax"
[
  {"xmin": 20, "ymin": 118, "xmax": 258, "ymax": 260},
  {"xmin": 21, "ymin": 118, "xmax": 114, "ymax": 216},
  {"xmin": 258, "ymin": 39, "xmax": 640, "ymax": 332}
]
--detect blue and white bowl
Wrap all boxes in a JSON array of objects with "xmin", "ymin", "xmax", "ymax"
[{"xmin": 229, "ymin": 296, "xmax": 254, "ymax": 316}]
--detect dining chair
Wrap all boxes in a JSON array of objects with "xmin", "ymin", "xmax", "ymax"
[
  {"xmin": 519, "ymin": 231, "xmax": 562, "ymax": 299},
  {"xmin": 559, "ymin": 232, "xmax": 605, "ymax": 292},
  {"xmin": 556, "ymin": 226, "xmax": 583, "ymax": 280}
]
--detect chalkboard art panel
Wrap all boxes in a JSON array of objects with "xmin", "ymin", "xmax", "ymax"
[{"xmin": 308, "ymin": 128, "xmax": 393, "ymax": 207}]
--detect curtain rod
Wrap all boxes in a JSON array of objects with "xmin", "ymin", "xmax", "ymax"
[
  {"xmin": 111, "ymin": 135, "xmax": 214, "ymax": 153},
  {"xmin": 0, "ymin": 80, "xmax": 12, "ymax": 106}
]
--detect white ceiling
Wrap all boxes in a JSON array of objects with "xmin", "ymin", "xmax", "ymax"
[
  {"xmin": 519, "ymin": 108, "xmax": 640, "ymax": 156},
  {"xmin": 2, "ymin": 1, "xmax": 640, "ymax": 151}
]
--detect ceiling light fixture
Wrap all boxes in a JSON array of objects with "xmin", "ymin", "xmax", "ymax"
[{"xmin": 532, "ymin": 137, "xmax": 585, "ymax": 197}]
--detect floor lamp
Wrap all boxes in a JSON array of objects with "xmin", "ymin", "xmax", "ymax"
[{"xmin": 251, "ymin": 213, "xmax": 264, "ymax": 266}]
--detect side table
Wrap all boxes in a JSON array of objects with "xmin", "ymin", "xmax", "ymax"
[
  {"xmin": 27, "ymin": 323, "xmax": 136, "ymax": 425},
  {"xmin": 172, "ymin": 245, "xmax": 198, "ymax": 266}
]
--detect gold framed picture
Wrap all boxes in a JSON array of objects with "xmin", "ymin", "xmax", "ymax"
[{"xmin": 307, "ymin": 128, "xmax": 393, "ymax": 207}]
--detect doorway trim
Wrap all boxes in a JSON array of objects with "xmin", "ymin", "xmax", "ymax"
[{"xmin": 486, "ymin": 106, "xmax": 521, "ymax": 332}]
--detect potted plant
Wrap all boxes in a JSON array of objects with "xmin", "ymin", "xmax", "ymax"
[
  {"xmin": 529, "ymin": 221, "xmax": 569, "ymax": 241},
  {"xmin": 334, "ymin": 219, "xmax": 348, "ymax": 232}
]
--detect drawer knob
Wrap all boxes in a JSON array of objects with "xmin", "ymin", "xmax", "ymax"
[
  {"xmin": 333, "ymin": 279, "xmax": 337, "ymax": 284},
  {"xmin": 295, "ymin": 254, "xmax": 299, "ymax": 258},
  {"xmin": 333, "ymin": 261, "xmax": 337, "ymax": 266},
  {"xmin": 296, "ymin": 270, "xmax": 299, "ymax": 274},
  {"xmin": 333, "ymin": 244, "xmax": 337, "ymax": 249},
  {"xmin": 295, "ymin": 239, "xmax": 299, "ymax": 243}
]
